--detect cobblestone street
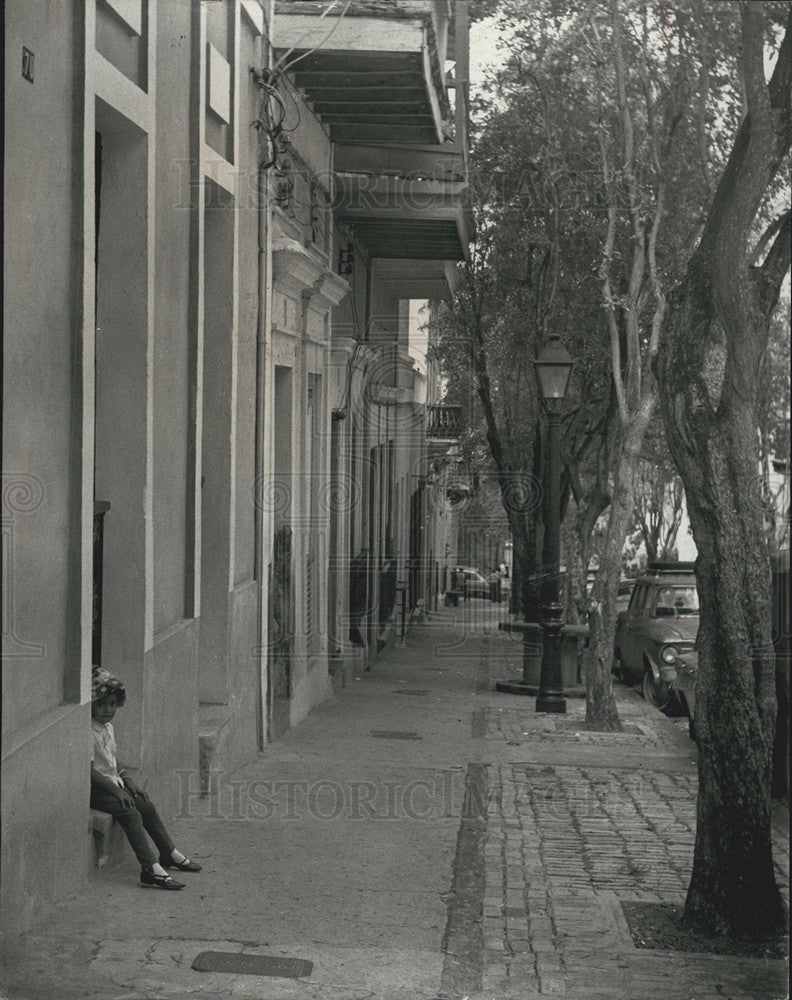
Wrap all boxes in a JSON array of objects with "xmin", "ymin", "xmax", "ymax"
[
  {"xmin": 469, "ymin": 670, "xmax": 789, "ymax": 1000},
  {"xmin": 477, "ymin": 756, "xmax": 788, "ymax": 998}
]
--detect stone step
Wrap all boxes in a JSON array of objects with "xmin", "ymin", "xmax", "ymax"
[{"xmin": 198, "ymin": 706, "xmax": 233, "ymax": 798}]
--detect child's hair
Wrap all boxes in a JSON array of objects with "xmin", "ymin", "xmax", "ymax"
[{"xmin": 91, "ymin": 666, "xmax": 127, "ymax": 706}]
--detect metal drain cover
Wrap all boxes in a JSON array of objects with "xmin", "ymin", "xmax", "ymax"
[
  {"xmin": 191, "ymin": 952, "xmax": 313, "ymax": 978},
  {"xmin": 392, "ymin": 689, "xmax": 429, "ymax": 695},
  {"xmin": 369, "ymin": 730, "xmax": 423, "ymax": 740}
]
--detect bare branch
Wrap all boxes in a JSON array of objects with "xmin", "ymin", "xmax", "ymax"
[
  {"xmin": 741, "ymin": 3, "xmax": 773, "ymax": 138},
  {"xmin": 609, "ymin": 0, "xmax": 636, "ymax": 212},
  {"xmin": 588, "ymin": 8, "xmax": 630, "ymax": 426},
  {"xmin": 645, "ymin": 178, "xmax": 667, "ymax": 362}
]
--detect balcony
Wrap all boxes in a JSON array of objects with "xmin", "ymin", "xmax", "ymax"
[
  {"xmin": 274, "ymin": 1, "xmax": 451, "ymax": 144},
  {"xmin": 275, "ymin": 1, "xmax": 472, "ymax": 295},
  {"xmin": 426, "ymin": 404, "xmax": 463, "ymax": 441},
  {"xmin": 332, "ymin": 141, "xmax": 472, "ymax": 292},
  {"xmin": 334, "ymin": 168, "xmax": 470, "ymax": 262}
]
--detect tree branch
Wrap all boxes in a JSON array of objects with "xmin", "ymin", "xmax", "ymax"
[
  {"xmin": 697, "ymin": 8, "xmax": 792, "ymax": 269},
  {"xmin": 589, "ymin": 8, "xmax": 630, "ymax": 426}
]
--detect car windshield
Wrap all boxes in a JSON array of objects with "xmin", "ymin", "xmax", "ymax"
[{"xmin": 654, "ymin": 586, "xmax": 699, "ymax": 616}]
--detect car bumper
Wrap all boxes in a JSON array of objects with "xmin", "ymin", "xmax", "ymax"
[{"xmin": 670, "ymin": 658, "xmax": 698, "ymax": 716}]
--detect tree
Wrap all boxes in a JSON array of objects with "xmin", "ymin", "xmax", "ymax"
[
  {"xmin": 569, "ymin": 0, "xmax": 678, "ymax": 730},
  {"xmin": 434, "ymin": 232, "xmax": 543, "ymax": 621},
  {"xmin": 435, "ymin": 63, "xmax": 615, "ymax": 625},
  {"xmin": 656, "ymin": 4, "xmax": 791, "ymax": 940},
  {"xmin": 441, "ymin": 0, "xmax": 657, "ymax": 649}
]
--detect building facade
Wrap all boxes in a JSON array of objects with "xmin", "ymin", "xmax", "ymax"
[{"xmin": 2, "ymin": 0, "xmax": 470, "ymax": 939}]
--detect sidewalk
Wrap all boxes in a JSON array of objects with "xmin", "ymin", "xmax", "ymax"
[{"xmin": 1, "ymin": 604, "xmax": 788, "ymax": 1000}]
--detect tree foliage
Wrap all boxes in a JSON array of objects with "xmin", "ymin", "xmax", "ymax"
[{"xmin": 444, "ymin": 0, "xmax": 749, "ymax": 729}]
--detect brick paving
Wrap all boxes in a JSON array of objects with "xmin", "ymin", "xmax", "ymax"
[
  {"xmin": 484, "ymin": 704, "xmax": 659, "ymax": 745},
  {"xmin": 473, "ymin": 703, "xmax": 790, "ymax": 1000}
]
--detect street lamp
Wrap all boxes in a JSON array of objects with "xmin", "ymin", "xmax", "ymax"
[{"xmin": 534, "ymin": 333, "xmax": 573, "ymax": 713}]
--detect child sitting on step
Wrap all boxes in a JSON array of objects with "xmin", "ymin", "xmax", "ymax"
[{"xmin": 91, "ymin": 667, "xmax": 202, "ymax": 890}]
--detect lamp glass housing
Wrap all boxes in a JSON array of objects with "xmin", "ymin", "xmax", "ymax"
[{"xmin": 534, "ymin": 335, "xmax": 573, "ymax": 408}]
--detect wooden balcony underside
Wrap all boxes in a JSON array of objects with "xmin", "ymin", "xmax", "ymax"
[{"xmin": 275, "ymin": 14, "xmax": 446, "ymax": 143}]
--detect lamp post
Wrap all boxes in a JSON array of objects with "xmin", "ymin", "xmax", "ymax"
[{"xmin": 534, "ymin": 333, "xmax": 573, "ymax": 714}]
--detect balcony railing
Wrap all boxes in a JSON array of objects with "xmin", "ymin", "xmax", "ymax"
[{"xmin": 426, "ymin": 404, "xmax": 463, "ymax": 441}]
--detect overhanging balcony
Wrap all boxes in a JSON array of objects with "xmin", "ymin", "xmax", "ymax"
[
  {"xmin": 335, "ymin": 170, "xmax": 469, "ymax": 253},
  {"xmin": 274, "ymin": 1, "xmax": 450, "ymax": 144},
  {"xmin": 333, "ymin": 143, "xmax": 472, "ymax": 293},
  {"xmin": 373, "ymin": 259, "xmax": 460, "ymax": 300},
  {"xmin": 275, "ymin": 2, "xmax": 472, "ymax": 296}
]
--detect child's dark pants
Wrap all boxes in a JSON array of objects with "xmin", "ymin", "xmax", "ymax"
[{"xmin": 91, "ymin": 787, "xmax": 174, "ymax": 868}]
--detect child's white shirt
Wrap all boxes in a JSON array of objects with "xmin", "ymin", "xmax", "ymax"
[{"xmin": 91, "ymin": 720, "xmax": 124, "ymax": 787}]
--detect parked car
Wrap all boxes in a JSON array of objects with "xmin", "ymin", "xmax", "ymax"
[
  {"xmin": 613, "ymin": 562, "xmax": 699, "ymax": 711},
  {"xmin": 615, "ymin": 579, "xmax": 635, "ymax": 614},
  {"xmin": 586, "ymin": 574, "xmax": 633, "ymax": 612},
  {"xmin": 670, "ymin": 645, "xmax": 698, "ymax": 737},
  {"xmin": 460, "ymin": 566, "xmax": 490, "ymax": 599}
]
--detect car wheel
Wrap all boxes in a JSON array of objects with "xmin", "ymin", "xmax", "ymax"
[{"xmin": 642, "ymin": 667, "xmax": 672, "ymax": 712}]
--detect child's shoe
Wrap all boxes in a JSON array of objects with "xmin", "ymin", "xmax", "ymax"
[
  {"xmin": 160, "ymin": 852, "xmax": 202, "ymax": 872},
  {"xmin": 140, "ymin": 868, "xmax": 185, "ymax": 890}
]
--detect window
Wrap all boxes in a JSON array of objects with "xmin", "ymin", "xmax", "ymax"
[
  {"xmin": 629, "ymin": 584, "xmax": 646, "ymax": 614},
  {"xmin": 654, "ymin": 586, "xmax": 699, "ymax": 616}
]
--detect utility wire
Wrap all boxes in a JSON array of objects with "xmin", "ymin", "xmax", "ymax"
[
  {"xmin": 271, "ymin": 0, "xmax": 346, "ymax": 77},
  {"xmin": 256, "ymin": 0, "xmax": 353, "ymax": 171},
  {"xmin": 276, "ymin": 73, "xmax": 304, "ymax": 133},
  {"xmin": 276, "ymin": 0, "xmax": 354, "ymax": 77}
]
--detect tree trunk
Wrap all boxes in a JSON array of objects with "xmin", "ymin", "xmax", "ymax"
[
  {"xmin": 510, "ymin": 539, "xmax": 524, "ymax": 616},
  {"xmin": 658, "ymin": 280, "xmax": 786, "ymax": 939},
  {"xmin": 572, "ymin": 490, "xmax": 607, "ymax": 622},
  {"xmin": 508, "ymin": 510, "xmax": 540, "ymax": 621},
  {"xmin": 584, "ymin": 395, "xmax": 655, "ymax": 731},
  {"xmin": 564, "ymin": 513, "xmax": 584, "ymax": 625}
]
